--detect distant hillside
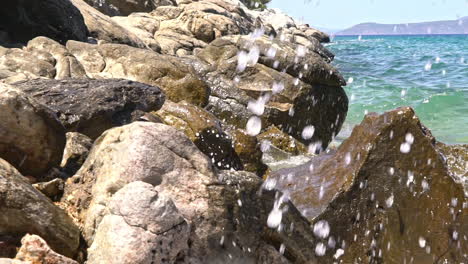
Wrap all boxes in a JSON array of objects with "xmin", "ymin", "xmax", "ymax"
[{"xmin": 337, "ymin": 17, "xmax": 468, "ymax": 35}]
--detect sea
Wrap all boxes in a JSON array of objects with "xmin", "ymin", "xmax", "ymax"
[{"xmin": 326, "ymin": 35, "xmax": 468, "ymax": 144}]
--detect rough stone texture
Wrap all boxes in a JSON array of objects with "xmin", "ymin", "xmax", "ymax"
[
  {"xmin": 87, "ymin": 181, "xmax": 190, "ymax": 264},
  {"xmin": 269, "ymin": 107, "xmax": 468, "ymax": 263},
  {"xmin": 61, "ymin": 133, "xmax": 93, "ymax": 176},
  {"xmin": 0, "ymin": 83, "xmax": 66, "ymax": 177},
  {"xmin": 85, "ymin": 0, "xmax": 176, "ymax": 16},
  {"xmin": 436, "ymin": 143, "xmax": 468, "ymax": 196},
  {"xmin": 258, "ymin": 126, "xmax": 308, "ymax": 155},
  {"xmin": 0, "ymin": 0, "xmax": 88, "ymax": 45},
  {"xmin": 33, "ymin": 179, "xmax": 64, "ymax": 201},
  {"xmin": 1, "ymin": 234, "xmax": 79, "ymax": 264},
  {"xmin": 0, "ymin": 159, "xmax": 80, "ymax": 258},
  {"xmin": 230, "ymin": 128, "xmax": 268, "ymax": 176},
  {"xmin": 66, "ymin": 41, "xmax": 209, "ymax": 106},
  {"xmin": 13, "ymin": 78, "xmax": 165, "ymax": 139},
  {"xmin": 194, "ymin": 35, "xmax": 347, "ymax": 148},
  {"xmin": 152, "ymin": 100, "xmax": 242, "ymax": 170},
  {"xmin": 63, "ymin": 122, "xmax": 323, "ymax": 263},
  {"xmin": 70, "ymin": 0, "xmax": 147, "ymax": 48}
]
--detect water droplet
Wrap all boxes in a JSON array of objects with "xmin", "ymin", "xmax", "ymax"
[
  {"xmin": 315, "ymin": 242, "xmax": 327, "ymax": 256},
  {"xmin": 279, "ymin": 244, "xmax": 286, "ymax": 255},
  {"xmin": 334, "ymin": 248, "xmax": 344, "ymax": 259},
  {"xmin": 418, "ymin": 237, "xmax": 426, "ymax": 248},
  {"xmin": 267, "ymin": 207, "xmax": 282, "ymax": 229},
  {"xmin": 345, "ymin": 152, "xmax": 351, "ymax": 165},
  {"xmin": 246, "ymin": 116, "xmax": 262, "ymax": 136},
  {"xmin": 386, "ymin": 194, "xmax": 394, "ymax": 208},
  {"xmin": 347, "ymin": 77, "xmax": 354, "ymax": 84},
  {"xmin": 302, "ymin": 125, "xmax": 315, "ymax": 140},
  {"xmin": 424, "ymin": 61, "xmax": 432, "ymax": 71},
  {"xmin": 400, "ymin": 142, "xmax": 411, "ymax": 153},
  {"xmin": 313, "ymin": 220, "xmax": 330, "ymax": 239},
  {"xmin": 405, "ymin": 133, "xmax": 414, "ymax": 144},
  {"xmin": 272, "ymin": 81, "xmax": 285, "ymax": 94}
]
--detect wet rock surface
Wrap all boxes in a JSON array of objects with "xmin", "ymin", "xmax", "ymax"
[
  {"xmin": 269, "ymin": 107, "xmax": 467, "ymax": 263},
  {"xmin": 0, "ymin": 83, "xmax": 66, "ymax": 177},
  {"xmin": 0, "ymin": 159, "xmax": 80, "ymax": 258},
  {"xmin": 13, "ymin": 78, "xmax": 165, "ymax": 139}
]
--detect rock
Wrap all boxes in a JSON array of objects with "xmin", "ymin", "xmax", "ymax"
[
  {"xmin": 230, "ymin": 128, "xmax": 268, "ymax": 175},
  {"xmin": 87, "ymin": 181, "xmax": 189, "ymax": 264},
  {"xmin": 0, "ymin": 0, "xmax": 88, "ymax": 45},
  {"xmin": 66, "ymin": 41, "xmax": 209, "ymax": 106},
  {"xmin": 33, "ymin": 179, "xmax": 64, "ymax": 201},
  {"xmin": 8, "ymin": 234, "xmax": 78, "ymax": 264},
  {"xmin": 152, "ymin": 100, "xmax": 242, "ymax": 170},
  {"xmin": 0, "ymin": 83, "xmax": 66, "ymax": 177},
  {"xmin": 69, "ymin": 0, "xmax": 147, "ymax": 48},
  {"xmin": 269, "ymin": 107, "xmax": 467, "ymax": 263},
  {"xmin": 13, "ymin": 78, "xmax": 165, "ymax": 139},
  {"xmin": 64, "ymin": 121, "xmax": 322, "ymax": 263},
  {"xmin": 0, "ymin": 158, "xmax": 80, "ymax": 258},
  {"xmin": 194, "ymin": 34, "xmax": 347, "ymax": 148},
  {"xmin": 258, "ymin": 126, "xmax": 308, "ymax": 155},
  {"xmin": 436, "ymin": 143, "xmax": 468, "ymax": 195},
  {"xmin": 111, "ymin": 13, "xmax": 162, "ymax": 51},
  {"xmin": 85, "ymin": 0, "xmax": 176, "ymax": 16},
  {"xmin": 61, "ymin": 133, "xmax": 93, "ymax": 175}
]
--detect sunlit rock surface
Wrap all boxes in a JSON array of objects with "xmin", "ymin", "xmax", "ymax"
[
  {"xmin": 0, "ymin": 159, "xmax": 80, "ymax": 258},
  {"xmin": 269, "ymin": 107, "xmax": 467, "ymax": 263},
  {"xmin": 13, "ymin": 78, "xmax": 165, "ymax": 139},
  {"xmin": 0, "ymin": 83, "xmax": 66, "ymax": 177}
]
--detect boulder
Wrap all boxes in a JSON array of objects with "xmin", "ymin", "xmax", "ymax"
[
  {"xmin": 0, "ymin": 0, "xmax": 88, "ymax": 45},
  {"xmin": 61, "ymin": 132, "xmax": 93, "ymax": 175},
  {"xmin": 33, "ymin": 179, "xmax": 64, "ymax": 201},
  {"xmin": 436, "ymin": 143, "xmax": 468, "ymax": 195},
  {"xmin": 152, "ymin": 100, "xmax": 243, "ymax": 170},
  {"xmin": 268, "ymin": 107, "xmax": 467, "ymax": 263},
  {"xmin": 69, "ymin": 0, "xmax": 147, "ymax": 48},
  {"xmin": 13, "ymin": 78, "xmax": 165, "ymax": 139},
  {"xmin": 0, "ymin": 83, "xmax": 66, "ymax": 177},
  {"xmin": 230, "ymin": 128, "xmax": 268, "ymax": 175},
  {"xmin": 194, "ymin": 35, "xmax": 347, "ymax": 148},
  {"xmin": 0, "ymin": 159, "xmax": 80, "ymax": 258},
  {"xmin": 63, "ymin": 122, "xmax": 324, "ymax": 263},
  {"xmin": 0, "ymin": 234, "xmax": 78, "ymax": 264},
  {"xmin": 66, "ymin": 41, "xmax": 209, "ymax": 106},
  {"xmin": 86, "ymin": 181, "xmax": 190, "ymax": 264},
  {"xmin": 258, "ymin": 126, "xmax": 308, "ymax": 155},
  {"xmin": 84, "ymin": 0, "xmax": 176, "ymax": 16}
]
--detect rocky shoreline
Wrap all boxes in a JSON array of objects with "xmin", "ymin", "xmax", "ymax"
[{"xmin": 0, "ymin": 0, "xmax": 466, "ymax": 263}]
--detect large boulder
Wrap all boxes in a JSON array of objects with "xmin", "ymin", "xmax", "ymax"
[
  {"xmin": 66, "ymin": 41, "xmax": 209, "ymax": 106},
  {"xmin": 0, "ymin": 0, "xmax": 88, "ymax": 45},
  {"xmin": 194, "ymin": 34, "xmax": 347, "ymax": 148},
  {"xmin": 268, "ymin": 107, "xmax": 467, "ymax": 263},
  {"xmin": 13, "ymin": 78, "xmax": 165, "ymax": 139},
  {"xmin": 0, "ymin": 83, "xmax": 65, "ymax": 177},
  {"xmin": 62, "ymin": 122, "xmax": 324, "ymax": 263},
  {"xmin": 0, "ymin": 159, "xmax": 80, "ymax": 258},
  {"xmin": 84, "ymin": 0, "xmax": 176, "ymax": 16}
]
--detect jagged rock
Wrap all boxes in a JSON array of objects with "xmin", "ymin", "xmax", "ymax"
[
  {"xmin": 0, "ymin": 234, "xmax": 78, "ymax": 264},
  {"xmin": 0, "ymin": 83, "xmax": 66, "ymax": 177},
  {"xmin": 69, "ymin": 0, "xmax": 147, "ymax": 48},
  {"xmin": 13, "ymin": 78, "xmax": 165, "ymax": 139},
  {"xmin": 0, "ymin": 0, "xmax": 88, "ymax": 45},
  {"xmin": 0, "ymin": 159, "xmax": 80, "ymax": 258},
  {"xmin": 66, "ymin": 41, "xmax": 209, "ymax": 106},
  {"xmin": 268, "ymin": 107, "xmax": 467, "ymax": 263},
  {"xmin": 33, "ymin": 179, "xmax": 64, "ymax": 201},
  {"xmin": 63, "ymin": 122, "xmax": 323, "ymax": 263},
  {"xmin": 61, "ymin": 133, "xmax": 93, "ymax": 175},
  {"xmin": 87, "ymin": 181, "xmax": 189, "ymax": 264},
  {"xmin": 111, "ymin": 13, "xmax": 162, "ymax": 51},
  {"xmin": 436, "ymin": 143, "xmax": 468, "ymax": 195},
  {"xmin": 230, "ymin": 128, "xmax": 268, "ymax": 176},
  {"xmin": 85, "ymin": 0, "xmax": 176, "ymax": 16},
  {"xmin": 152, "ymin": 100, "xmax": 242, "ymax": 170},
  {"xmin": 258, "ymin": 126, "xmax": 308, "ymax": 155},
  {"xmin": 194, "ymin": 35, "xmax": 347, "ymax": 148}
]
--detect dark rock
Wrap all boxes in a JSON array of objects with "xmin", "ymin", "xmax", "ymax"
[
  {"xmin": 13, "ymin": 78, "xmax": 165, "ymax": 139},
  {"xmin": 0, "ymin": 158, "xmax": 80, "ymax": 258},
  {"xmin": 0, "ymin": 83, "xmax": 66, "ymax": 178},
  {"xmin": 32, "ymin": 179, "xmax": 64, "ymax": 201},
  {"xmin": 61, "ymin": 132, "xmax": 93, "ymax": 176},
  {"xmin": 0, "ymin": 0, "xmax": 88, "ymax": 45},
  {"xmin": 269, "ymin": 107, "xmax": 467, "ymax": 263}
]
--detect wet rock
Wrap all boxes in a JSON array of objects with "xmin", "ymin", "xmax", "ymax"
[
  {"xmin": 0, "ymin": 83, "xmax": 66, "ymax": 177},
  {"xmin": 87, "ymin": 181, "xmax": 189, "ymax": 264},
  {"xmin": 152, "ymin": 100, "xmax": 242, "ymax": 170},
  {"xmin": 436, "ymin": 143, "xmax": 468, "ymax": 195},
  {"xmin": 61, "ymin": 133, "xmax": 93, "ymax": 176},
  {"xmin": 230, "ymin": 128, "xmax": 268, "ymax": 176},
  {"xmin": 1, "ymin": 234, "xmax": 79, "ymax": 264},
  {"xmin": 194, "ymin": 34, "xmax": 347, "ymax": 148},
  {"xmin": 69, "ymin": 0, "xmax": 147, "ymax": 48},
  {"xmin": 0, "ymin": 0, "xmax": 88, "ymax": 45},
  {"xmin": 258, "ymin": 126, "xmax": 308, "ymax": 155},
  {"xmin": 85, "ymin": 0, "xmax": 176, "ymax": 16},
  {"xmin": 33, "ymin": 179, "xmax": 64, "ymax": 201},
  {"xmin": 64, "ymin": 121, "xmax": 322, "ymax": 263},
  {"xmin": 66, "ymin": 41, "xmax": 209, "ymax": 106},
  {"xmin": 13, "ymin": 78, "xmax": 165, "ymax": 139},
  {"xmin": 0, "ymin": 158, "xmax": 80, "ymax": 258},
  {"xmin": 269, "ymin": 107, "xmax": 467, "ymax": 263}
]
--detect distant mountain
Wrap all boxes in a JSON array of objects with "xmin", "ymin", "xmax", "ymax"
[{"xmin": 337, "ymin": 17, "xmax": 468, "ymax": 36}]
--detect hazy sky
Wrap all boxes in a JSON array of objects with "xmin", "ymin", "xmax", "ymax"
[{"xmin": 268, "ymin": 0, "xmax": 468, "ymax": 29}]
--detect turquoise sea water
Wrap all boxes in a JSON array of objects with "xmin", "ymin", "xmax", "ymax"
[{"xmin": 327, "ymin": 35, "xmax": 468, "ymax": 144}]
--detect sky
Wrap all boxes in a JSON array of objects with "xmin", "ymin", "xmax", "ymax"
[{"xmin": 268, "ymin": 0, "xmax": 468, "ymax": 30}]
